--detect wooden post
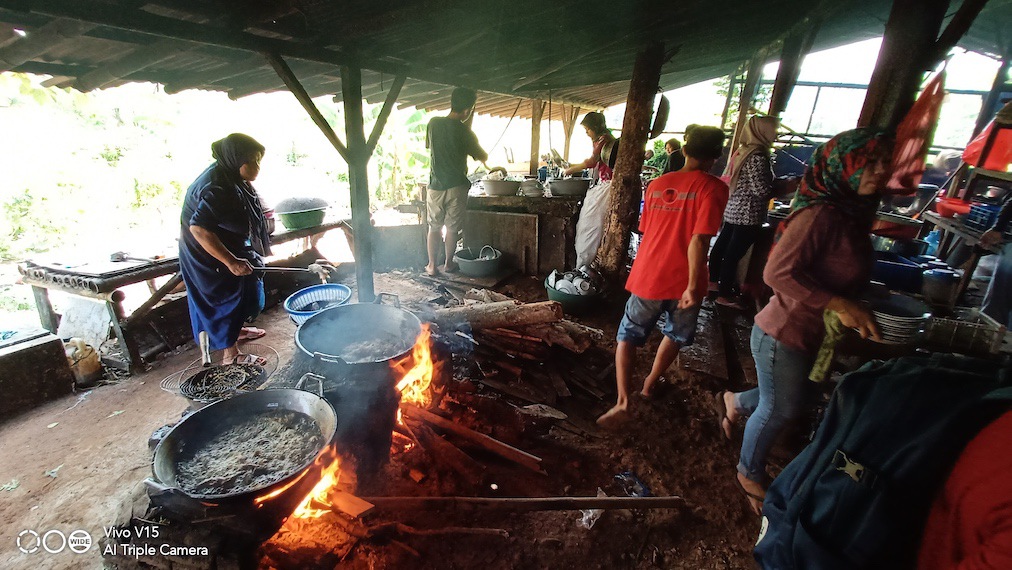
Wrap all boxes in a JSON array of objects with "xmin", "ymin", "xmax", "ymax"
[
  {"xmin": 342, "ymin": 65, "xmax": 375, "ymax": 302},
  {"xmin": 973, "ymin": 57, "xmax": 1010, "ymax": 138},
  {"xmin": 857, "ymin": 0, "xmax": 948, "ymax": 129},
  {"xmin": 529, "ymin": 99, "xmax": 545, "ymax": 176},
  {"xmin": 597, "ymin": 42, "xmax": 664, "ymax": 278},
  {"xmin": 731, "ymin": 51, "xmax": 766, "ymax": 151},
  {"xmin": 719, "ymin": 69, "xmax": 738, "ymax": 130},
  {"xmin": 768, "ymin": 27, "xmax": 819, "ymax": 116},
  {"xmin": 561, "ymin": 105, "xmax": 581, "ymax": 162}
]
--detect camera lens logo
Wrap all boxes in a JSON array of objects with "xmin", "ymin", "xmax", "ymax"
[
  {"xmin": 68, "ymin": 530, "xmax": 92, "ymax": 553},
  {"xmin": 16, "ymin": 529, "xmax": 91, "ymax": 554},
  {"xmin": 17, "ymin": 530, "xmax": 40, "ymax": 554}
]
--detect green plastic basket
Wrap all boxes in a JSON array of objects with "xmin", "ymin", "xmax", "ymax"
[
  {"xmin": 545, "ymin": 277, "xmax": 599, "ymax": 315},
  {"xmin": 277, "ymin": 208, "xmax": 326, "ymax": 231}
]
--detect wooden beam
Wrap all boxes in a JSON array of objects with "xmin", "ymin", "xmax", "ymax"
[
  {"xmin": 561, "ymin": 105, "xmax": 581, "ymax": 162},
  {"xmin": 2, "ymin": 0, "xmax": 503, "ymax": 101},
  {"xmin": 933, "ymin": 0, "xmax": 991, "ymax": 64},
  {"xmin": 366, "ymin": 74, "xmax": 406, "ymax": 157},
  {"xmin": 74, "ymin": 38, "xmax": 192, "ymax": 91},
  {"xmin": 731, "ymin": 50, "xmax": 766, "ymax": 151},
  {"xmin": 342, "ymin": 65, "xmax": 376, "ymax": 302},
  {"xmin": 768, "ymin": 25, "xmax": 819, "ymax": 116},
  {"xmin": 858, "ymin": 0, "xmax": 948, "ymax": 129},
  {"xmin": 0, "ymin": 18, "xmax": 94, "ymax": 72},
  {"xmin": 719, "ymin": 68, "xmax": 738, "ymax": 129},
  {"xmin": 598, "ymin": 42, "xmax": 664, "ymax": 278},
  {"xmin": 529, "ymin": 99, "xmax": 545, "ymax": 176},
  {"xmin": 973, "ymin": 57, "xmax": 1011, "ymax": 138},
  {"xmin": 265, "ymin": 52, "xmax": 348, "ymax": 161}
]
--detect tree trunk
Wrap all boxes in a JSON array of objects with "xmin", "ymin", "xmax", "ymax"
[
  {"xmin": 432, "ymin": 300, "xmax": 563, "ymax": 329},
  {"xmin": 858, "ymin": 0, "xmax": 948, "ymax": 130},
  {"xmin": 597, "ymin": 42, "xmax": 664, "ymax": 280}
]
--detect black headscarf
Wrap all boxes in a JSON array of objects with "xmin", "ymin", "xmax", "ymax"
[{"xmin": 210, "ymin": 133, "xmax": 271, "ymax": 257}]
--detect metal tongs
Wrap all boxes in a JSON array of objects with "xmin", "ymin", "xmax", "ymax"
[{"xmin": 255, "ymin": 259, "xmax": 336, "ymax": 283}]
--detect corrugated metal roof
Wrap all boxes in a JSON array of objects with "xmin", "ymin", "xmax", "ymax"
[{"xmin": 0, "ymin": 0, "xmax": 1008, "ymax": 120}]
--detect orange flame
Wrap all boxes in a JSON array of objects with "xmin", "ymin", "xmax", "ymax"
[
  {"xmin": 290, "ymin": 457, "xmax": 341, "ymax": 519},
  {"xmin": 392, "ymin": 324, "xmax": 435, "ymax": 409}
]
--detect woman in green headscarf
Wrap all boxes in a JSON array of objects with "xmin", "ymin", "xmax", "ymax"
[{"xmin": 714, "ymin": 128, "xmax": 892, "ymax": 515}]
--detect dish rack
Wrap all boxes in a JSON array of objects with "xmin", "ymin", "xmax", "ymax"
[
  {"xmin": 160, "ymin": 343, "xmax": 280, "ymax": 401},
  {"xmin": 923, "ymin": 309, "xmax": 1006, "ymax": 355}
]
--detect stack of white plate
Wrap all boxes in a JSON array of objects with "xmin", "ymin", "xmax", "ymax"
[{"xmin": 869, "ymin": 293, "xmax": 931, "ymax": 345}]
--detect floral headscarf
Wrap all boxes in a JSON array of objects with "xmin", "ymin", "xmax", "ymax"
[{"xmin": 785, "ymin": 128, "xmax": 893, "ymax": 232}]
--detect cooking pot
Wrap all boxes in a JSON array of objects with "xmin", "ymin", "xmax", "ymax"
[
  {"xmin": 922, "ymin": 268, "xmax": 961, "ymax": 306},
  {"xmin": 549, "ymin": 178, "xmax": 592, "ymax": 196},
  {"xmin": 296, "ymin": 294, "xmax": 422, "ymax": 380}
]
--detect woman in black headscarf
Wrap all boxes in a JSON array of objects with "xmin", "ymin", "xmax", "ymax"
[{"xmin": 179, "ymin": 133, "xmax": 271, "ymax": 361}]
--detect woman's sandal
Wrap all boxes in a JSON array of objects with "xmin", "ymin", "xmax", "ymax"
[
  {"xmin": 735, "ymin": 475, "xmax": 765, "ymax": 516},
  {"xmin": 713, "ymin": 391, "xmax": 733, "ymax": 440},
  {"xmin": 238, "ymin": 326, "xmax": 266, "ymax": 341}
]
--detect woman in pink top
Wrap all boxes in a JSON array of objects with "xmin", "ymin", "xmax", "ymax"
[
  {"xmin": 714, "ymin": 128, "xmax": 892, "ymax": 515},
  {"xmin": 564, "ymin": 112, "xmax": 616, "ymax": 268}
]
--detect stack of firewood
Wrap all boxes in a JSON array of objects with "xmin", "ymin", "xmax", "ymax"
[{"xmin": 430, "ymin": 289, "xmax": 615, "ymax": 408}]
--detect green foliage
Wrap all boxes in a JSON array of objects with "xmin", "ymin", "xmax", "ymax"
[
  {"xmin": 714, "ymin": 74, "xmax": 773, "ymax": 129},
  {"xmin": 0, "ymin": 189, "xmax": 66, "ymax": 261},
  {"xmin": 0, "ymin": 286, "xmax": 32, "ymax": 311},
  {"xmin": 100, "ymin": 145, "xmax": 124, "ymax": 165},
  {"xmin": 286, "ymin": 142, "xmax": 308, "ymax": 166}
]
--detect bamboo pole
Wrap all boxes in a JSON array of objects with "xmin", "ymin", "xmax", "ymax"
[{"xmin": 359, "ymin": 495, "xmax": 688, "ymax": 512}]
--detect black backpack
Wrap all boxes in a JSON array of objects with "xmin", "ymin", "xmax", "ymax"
[{"xmin": 754, "ymin": 354, "xmax": 1012, "ymax": 569}]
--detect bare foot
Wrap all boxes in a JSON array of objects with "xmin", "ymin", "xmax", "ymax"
[
  {"xmin": 596, "ymin": 403, "xmax": 629, "ymax": 428},
  {"xmin": 715, "ymin": 391, "xmax": 737, "ymax": 440},
  {"xmin": 736, "ymin": 472, "xmax": 766, "ymax": 516},
  {"xmin": 424, "ymin": 264, "xmax": 439, "ymax": 276},
  {"xmin": 442, "ymin": 261, "xmax": 460, "ymax": 273}
]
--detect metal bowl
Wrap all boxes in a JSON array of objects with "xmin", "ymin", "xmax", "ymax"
[
  {"xmin": 483, "ymin": 180, "xmax": 521, "ymax": 196},
  {"xmin": 549, "ymin": 178, "xmax": 591, "ymax": 196}
]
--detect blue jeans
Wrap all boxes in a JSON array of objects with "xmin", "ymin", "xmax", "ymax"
[
  {"xmin": 734, "ymin": 324, "xmax": 815, "ymax": 484},
  {"xmin": 616, "ymin": 294, "xmax": 702, "ymax": 347}
]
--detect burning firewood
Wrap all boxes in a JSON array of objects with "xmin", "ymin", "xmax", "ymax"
[{"xmin": 401, "ymin": 404, "xmax": 545, "ymax": 475}]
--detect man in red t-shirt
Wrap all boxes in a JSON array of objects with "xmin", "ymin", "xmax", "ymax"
[{"xmin": 598, "ymin": 126, "xmax": 729, "ymax": 427}]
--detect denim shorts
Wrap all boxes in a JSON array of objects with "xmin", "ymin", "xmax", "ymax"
[{"xmin": 616, "ymin": 294, "xmax": 702, "ymax": 346}]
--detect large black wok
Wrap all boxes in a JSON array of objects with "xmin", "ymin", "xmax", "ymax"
[
  {"xmin": 295, "ymin": 295, "xmax": 422, "ymax": 379},
  {"xmin": 148, "ymin": 378, "xmax": 340, "ymax": 504}
]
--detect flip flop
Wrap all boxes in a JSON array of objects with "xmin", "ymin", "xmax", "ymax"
[
  {"xmin": 735, "ymin": 475, "xmax": 765, "ymax": 516},
  {"xmin": 714, "ymin": 392, "xmax": 733, "ymax": 440},
  {"xmin": 238, "ymin": 327, "xmax": 266, "ymax": 341}
]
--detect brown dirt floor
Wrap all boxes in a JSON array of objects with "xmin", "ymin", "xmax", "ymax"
[{"xmin": 0, "ymin": 270, "xmax": 764, "ymax": 569}]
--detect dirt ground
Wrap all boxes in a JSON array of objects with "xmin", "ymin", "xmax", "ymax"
[{"xmin": 0, "ymin": 270, "xmax": 763, "ymax": 569}]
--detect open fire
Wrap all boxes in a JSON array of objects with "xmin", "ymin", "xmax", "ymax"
[{"xmin": 280, "ymin": 324, "xmax": 437, "ymax": 521}]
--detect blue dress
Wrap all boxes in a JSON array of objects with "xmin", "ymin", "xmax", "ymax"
[{"xmin": 178, "ymin": 163, "xmax": 269, "ymax": 350}]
